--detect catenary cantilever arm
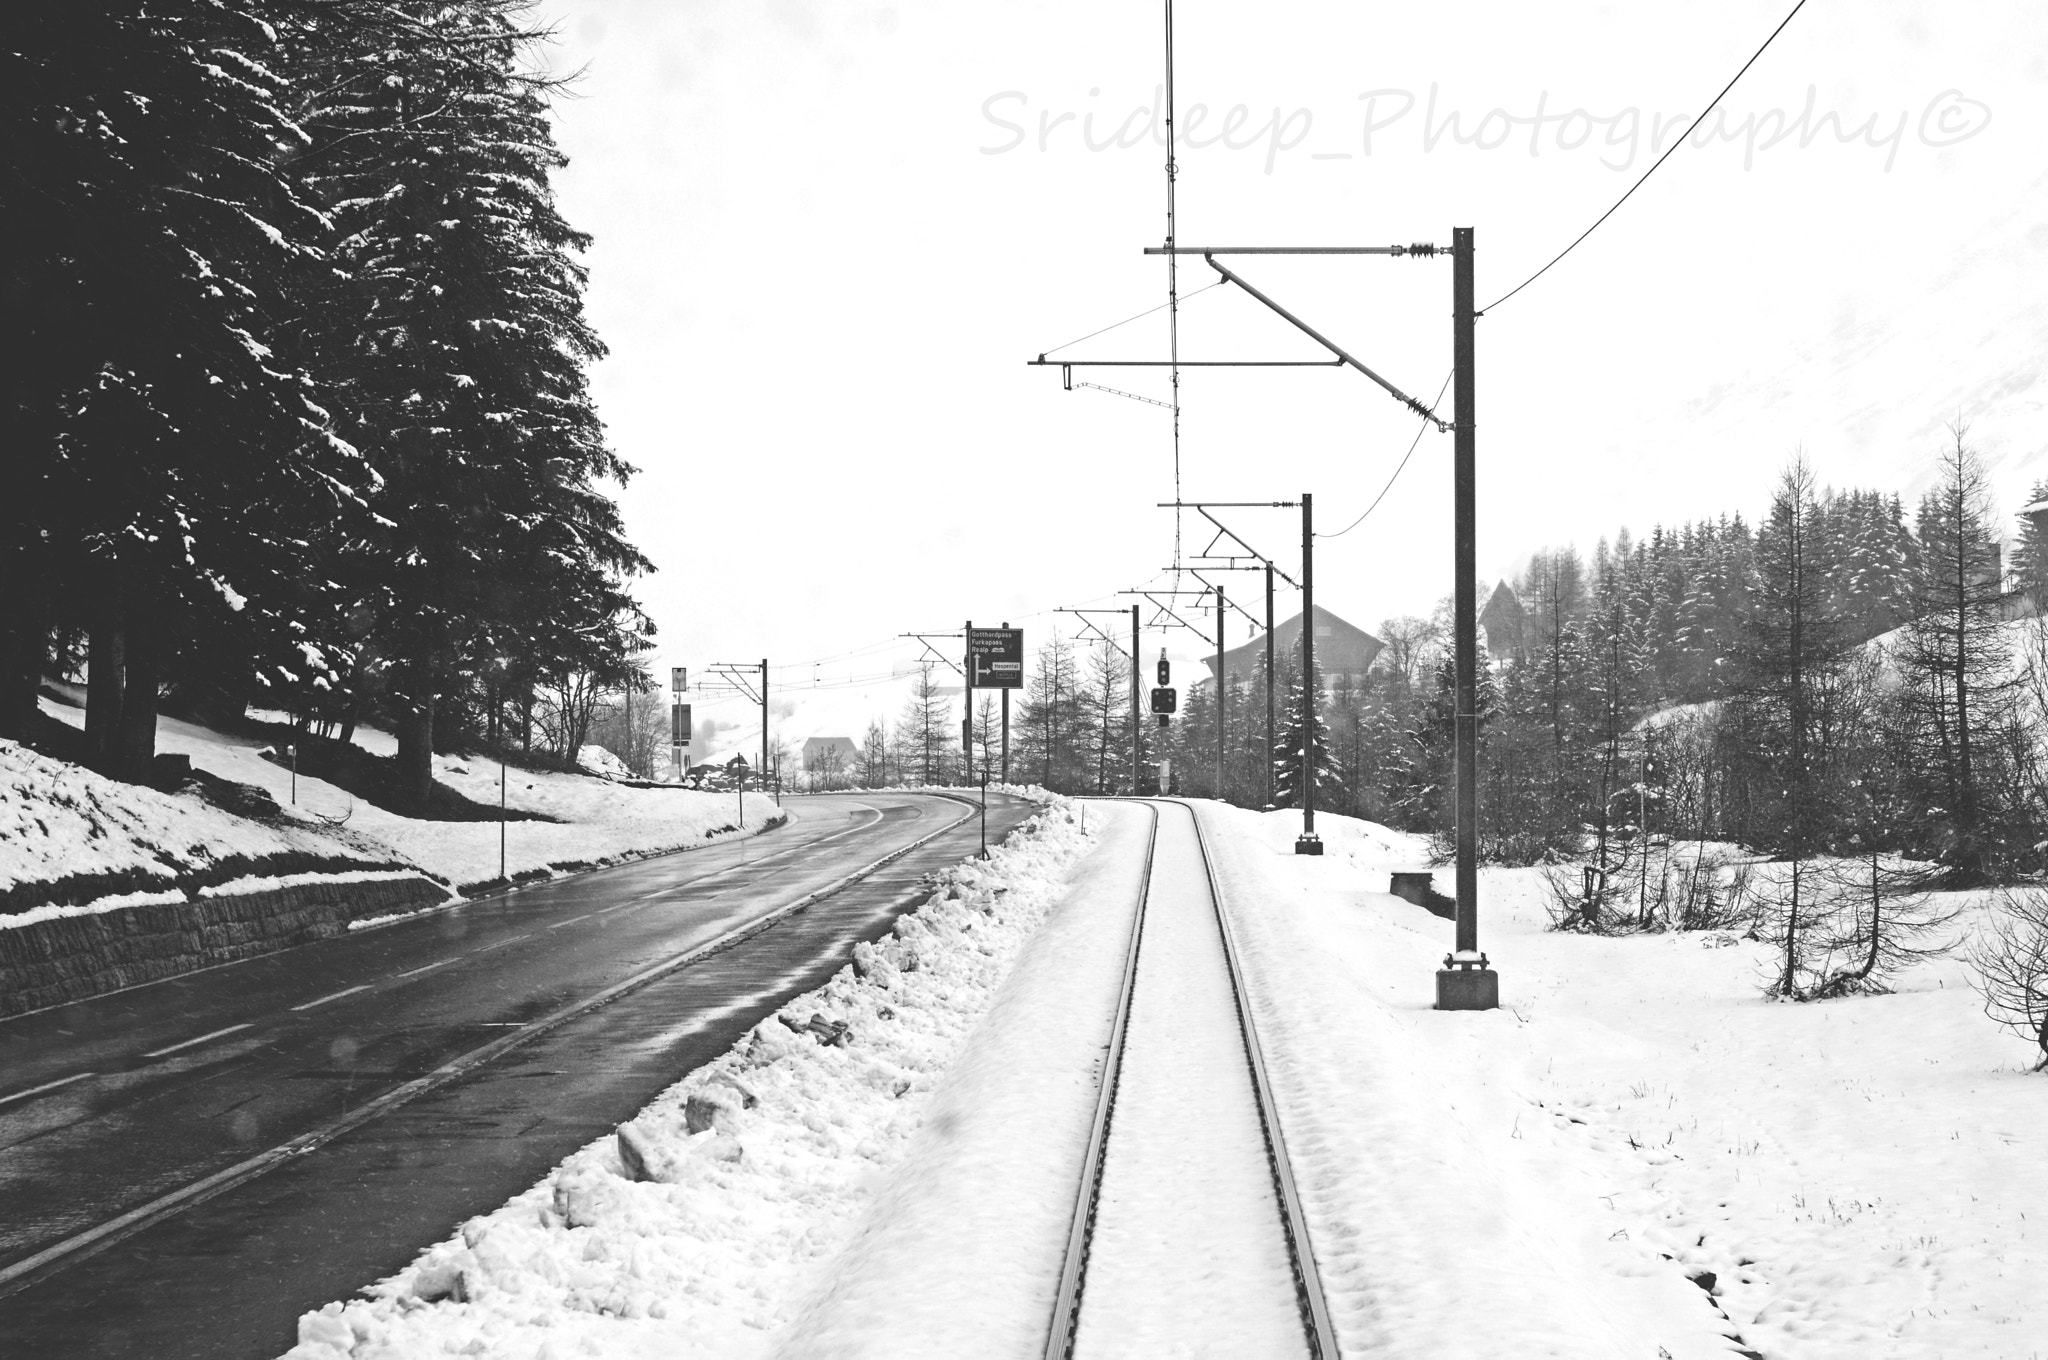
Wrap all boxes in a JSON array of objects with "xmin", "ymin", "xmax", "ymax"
[{"xmin": 1203, "ymin": 254, "xmax": 1450, "ymax": 431}]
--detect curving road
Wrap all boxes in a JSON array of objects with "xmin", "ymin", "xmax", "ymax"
[{"xmin": 0, "ymin": 789, "xmax": 1035, "ymax": 1359}]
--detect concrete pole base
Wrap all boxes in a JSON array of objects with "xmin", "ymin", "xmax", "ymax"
[
  {"xmin": 1435, "ymin": 955, "xmax": 1499, "ymax": 1011},
  {"xmin": 1294, "ymin": 834, "xmax": 1324, "ymax": 856}
]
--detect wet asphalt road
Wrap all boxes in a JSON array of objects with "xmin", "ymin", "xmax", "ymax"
[{"xmin": 0, "ymin": 790, "xmax": 1035, "ymax": 1359}]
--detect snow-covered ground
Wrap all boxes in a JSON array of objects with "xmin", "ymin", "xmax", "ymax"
[
  {"xmin": 265, "ymin": 799, "xmax": 2044, "ymax": 1358},
  {"xmin": 29, "ymin": 696, "xmax": 778, "ymax": 897},
  {"xmin": 0, "ymin": 737, "xmax": 402, "ymax": 916},
  {"xmin": 1204, "ymin": 804, "xmax": 2048, "ymax": 1360}
]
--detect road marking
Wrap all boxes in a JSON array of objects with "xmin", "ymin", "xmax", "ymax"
[
  {"xmin": 289, "ymin": 985, "xmax": 369, "ymax": 1012},
  {"xmin": 547, "ymin": 913, "xmax": 596, "ymax": 930},
  {"xmin": 0, "ymin": 794, "xmax": 983, "ymax": 1299},
  {"xmin": 473, "ymin": 934, "xmax": 530, "ymax": 954},
  {"xmin": 395, "ymin": 959, "xmax": 455, "ymax": 980},
  {"xmin": 143, "ymin": 1024, "xmax": 254, "ymax": 1059},
  {"xmin": 0, "ymin": 1072, "xmax": 96, "ymax": 1107}
]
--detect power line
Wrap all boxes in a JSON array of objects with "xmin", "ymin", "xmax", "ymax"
[
  {"xmin": 1483, "ymin": 0, "xmax": 1811, "ymax": 314},
  {"xmin": 1319, "ymin": 371, "xmax": 1453, "ymax": 539},
  {"xmin": 1036, "ymin": 281, "xmax": 1222, "ymax": 358}
]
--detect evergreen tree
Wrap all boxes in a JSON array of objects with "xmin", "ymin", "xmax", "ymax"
[
  {"xmin": 1273, "ymin": 651, "xmax": 1339, "ymax": 810},
  {"xmin": 289, "ymin": 0, "xmax": 648, "ymax": 806},
  {"xmin": 3, "ymin": 3, "xmax": 371, "ymax": 772},
  {"xmin": 2012, "ymin": 480, "xmax": 2048, "ymax": 609},
  {"xmin": 1899, "ymin": 427, "xmax": 2016, "ymax": 882}
]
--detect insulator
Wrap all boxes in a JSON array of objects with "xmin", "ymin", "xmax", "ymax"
[{"xmin": 1407, "ymin": 242, "xmax": 1438, "ymax": 257}]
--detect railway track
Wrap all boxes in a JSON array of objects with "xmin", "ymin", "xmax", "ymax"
[{"xmin": 1045, "ymin": 798, "xmax": 1338, "ymax": 1359}]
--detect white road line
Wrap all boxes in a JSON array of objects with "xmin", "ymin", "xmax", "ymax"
[
  {"xmin": 473, "ymin": 934, "xmax": 530, "ymax": 954},
  {"xmin": 395, "ymin": 959, "xmax": 455, "ymax": 980},
  {"xmin": 143, "ymin": 1024, "xmax": 254, "ymax": 1059},
  {"xmin": 289, "ymin": 985, "xmax": 370, "ymax": 1012},
  {"xmin": 0, "ymin": 1071, "xmax": 96, "ymax": 1107},
  {"xmin": 547, "ymin": 913, "xmax": 596, "ymax": 930}
]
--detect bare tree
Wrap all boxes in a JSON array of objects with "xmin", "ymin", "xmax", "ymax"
[
  {"xmin": 1972, "ymin": 887, "xmax": 2048, "ymax": 1069},
  {"xmin": 853, "ymin": 718, "xmax": 888, "ymax": 789}
]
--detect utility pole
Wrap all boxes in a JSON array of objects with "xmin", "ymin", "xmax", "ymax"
[
  {"xmin": 1437, "ymin": 226, "xmax": 1498, "ymax": 1009},
  {"xmin": 1130, "ymin": 604, "xmax": 1141, "ymax": 793},
  {"xmin": 1039, "ymin": 237, "xmax": 1482, "ymax": 995},
  {"xmin": 1265, "ymin": 561, "xmax": 1276, "ymax": 808},
  {"xmin": 1296, "ymin": 493, "xmax": 1321, "ymax": 854},
  {"xmin": 1213, "ymin": 583, "xmax": 1225, "ymax": 802},
  {"xmin": 1001, "ymin": 621, "xmax": 1011, "ymax": 785},
  {"xmin": 759, "ymin": 658, "xmax": 768, "ymax": 798}
]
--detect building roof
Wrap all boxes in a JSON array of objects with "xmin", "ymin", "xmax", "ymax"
[
  {"xmin": 1479, "ymin": 581, "xmax": 1525, "ymax": 656},
  {"xmin": 1207, "ymin": 605, "xmax": 1383, "ymax": 683}
]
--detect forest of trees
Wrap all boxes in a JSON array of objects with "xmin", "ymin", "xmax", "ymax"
[
  {"xmin": 834, "ymin": 432, "xmax": 2048, "ymax": 891},
  {"xmin": 3, "ymin": 1, "xmax": 649, "ymax": 808}
]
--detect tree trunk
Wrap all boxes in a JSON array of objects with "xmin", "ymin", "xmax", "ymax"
[
  {"xmin": 0, "ymin": 576, "xmax": 48, "ymax": 740},
  {"xmin": 85, "ymin": 594, "xmax": 127, "ymax": 772},
  {"xmin": 112, "ymin": 602, "xmax": 160, "ymax": 784},
  {"xmin": 396, "ymin": 696, "xmax": 436, "ymax": 812}
]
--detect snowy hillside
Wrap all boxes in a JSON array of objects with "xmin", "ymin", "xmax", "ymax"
[{"xmin": 26, "ymin": 696, "xmax": 780, "ymax": 899}]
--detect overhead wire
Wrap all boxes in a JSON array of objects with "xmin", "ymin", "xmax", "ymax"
[
  {"xmin": 1483, "ymin": 0, "xmax": 1811, "ymax": 314},
  {"xmin": 1319, "ymin": 371, "xmax": 1453, "ymax": 539},
  {"xmin": 1036, "ymin": 281, "xmax": 1221, "ymax": 357}
]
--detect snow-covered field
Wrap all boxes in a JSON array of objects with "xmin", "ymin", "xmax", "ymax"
[
  {"xmin": 28, "ymin": 696, "xmax": 778, "ymax": 897},
  {"xmin": 1205, "ymin": 805, "xmax": 2048, "ymax": 1360}
]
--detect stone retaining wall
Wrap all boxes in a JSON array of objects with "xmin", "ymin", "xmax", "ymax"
[{"xmin": 0, "ymin": 874, "xmax": 448, "ymax": 1017}]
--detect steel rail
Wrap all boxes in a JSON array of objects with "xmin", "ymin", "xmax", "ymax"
[
  {"xmin": 1042, "ymin": 801, "xmax": 1159, "ymax": 1360},
  {"xmin": 1044, "ymin": 799, "xmax": 1336, "ymax": 1359},
  {"xmin": 1185, "ymin": 801, "xmax": 1341, "ymax": 1357}
]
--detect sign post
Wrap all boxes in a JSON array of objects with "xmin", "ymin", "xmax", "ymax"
[
  {"xmin": 966, "ymin": 625, "xmax": 1025, "ymax": 690},
  {"xmin": 669, "ymin": 668, "xmax": 689, "ymax": 782},
  {"xmin": 966, "ymin": 622, "xmax": 1022, "ymax": 790}
]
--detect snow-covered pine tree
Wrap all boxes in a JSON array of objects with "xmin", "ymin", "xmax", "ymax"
[
  {"xmin": 2, "ymin": 4, "xmax": 370, "ymax": 773},
  {"xmin": 288, "ymin": 0, "xmax": 648, "ymax": 805},
  {"xmin": 2012, "ymin": 479, "xmax": 2048, "ymax": 610},
  {"xmin": 1272, "ymin": 650, "xmax": 1340, "ymax": 812}
]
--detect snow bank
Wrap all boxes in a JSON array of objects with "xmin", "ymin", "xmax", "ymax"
[
  {"xmin": 281, "ymin": 797, "xmax": 1093, "ymax": 1360},
  {"xmin": 577, "ymin": 744, "xmax": 636, "ymax": 781},
  {"xmin": 0, "ymin": 737, "xmax": 397, "ymax": 916},
  {"xmin": 1201, "ymin": 802, "xmax": 2048, "ymax": 1359},
  {"xmin": 33, "ymin": 699, "xmax": 779, "ymax": 895}
]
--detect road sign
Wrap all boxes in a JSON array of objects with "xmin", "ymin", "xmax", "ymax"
[
  {"xmin": 1150, "ymin": 686, "xmax": 1177, "ymax": 715},
  {"xmin": 967, "ymin": 627, "xmax": 1024, "ymax": 689},
  {"xmin": 670, "ymin": 666, "xmax": 687, "ymax": 693},
  {"xmin": 671, "ymin": 702, "xmax": 692, "ymax": 743}
]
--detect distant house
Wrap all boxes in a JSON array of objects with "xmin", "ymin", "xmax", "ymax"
[
  {"xmin": 1479, "ymin": 581, "xmax": 1527, "ymax": 664},
  {"xmin": 802, "ymin": 736, "xmax": 859, "ymax": 772},
  {"xmin": 1206, "ymin": 606, "xmax": 1383, "ymax": 690}
]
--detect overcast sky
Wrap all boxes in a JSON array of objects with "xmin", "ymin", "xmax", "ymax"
[{"xmin": 529, "ymin": 0, "xmax": 2046, "ymax": 712}]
